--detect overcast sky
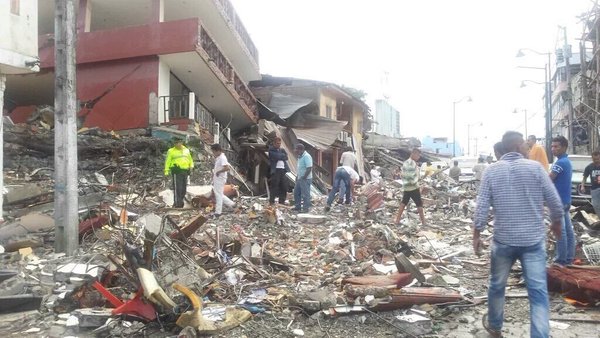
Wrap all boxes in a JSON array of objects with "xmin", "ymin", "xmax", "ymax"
[{"xmin": 231, "ymin": 0, "xmax": 593, "ymax": 155}]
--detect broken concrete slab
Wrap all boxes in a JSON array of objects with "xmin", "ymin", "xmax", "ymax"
[
  {"xmin": 0, "ymin": 213, "xmax": 55, "ymax": 243},
  {"xmin": 297, "ymin": 214, "xmax": 327, "ymax": 224},
  {"xmin": 3, "ymin": 184, "xmax": 44, "ymax": 205}
]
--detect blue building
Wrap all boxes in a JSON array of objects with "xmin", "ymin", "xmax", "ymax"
[{"xmin": 421, "ymin": 136, "xmax": 463, "ymax": 157}]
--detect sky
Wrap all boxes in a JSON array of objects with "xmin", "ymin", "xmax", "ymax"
[{"xmin": 230, "ymin": 0, "xmax": 594, "ymax": 156}]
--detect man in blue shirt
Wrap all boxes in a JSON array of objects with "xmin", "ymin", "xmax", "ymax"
[
  {"xmin": 473, "ymin": 131, "xmax": 563, "ymax": 338},
  {"xmin": 294, "ymin": 144, "xmax": 313, "ymax": 212},
  {"xmin": 550, "ymin": 135, "xmax": 575, "ymax": 266}
]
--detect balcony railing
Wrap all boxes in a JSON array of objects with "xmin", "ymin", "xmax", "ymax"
[
  {"xmin": 199, "ymin": 25, "xmax": 258, "ymax": 120},
  {"xmin": 215, "ymin": 0, "xmax": 259, "ymax": 65}
]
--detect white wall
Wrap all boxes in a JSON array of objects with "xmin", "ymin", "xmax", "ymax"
[
  {"xmin": 0, "ymin": 0, "xmax": 39, "ymax": 74},
  {"xmin": 157, "ymin": 59, "xmax": 170, "ymax": 123}
]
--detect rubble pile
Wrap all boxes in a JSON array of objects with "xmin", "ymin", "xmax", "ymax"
[{"xmin": 1, "ymin": 124, "xmax": 600, "ymax": 337}]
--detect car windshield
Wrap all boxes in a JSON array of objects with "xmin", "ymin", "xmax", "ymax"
[{"xmin": 570, "ymin": 157, "xmax": 590, "ymax": 172}]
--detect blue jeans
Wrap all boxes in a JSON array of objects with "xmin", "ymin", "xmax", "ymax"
[
  {"xmin": 555, "ymin": 204, "xmax": 575, "ymax": 265},
  {"xmin": 488, "ymin": 240, "xmax": 549, "ymax": 338},
  {"xmin": 294, "ymin": 178, "xmax": 312, "ymax": 211},
  {"xmin": 327, "ymin": 168, "xmax": 351, "ymax": 206}
]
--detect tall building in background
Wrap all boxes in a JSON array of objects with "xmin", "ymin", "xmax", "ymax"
[{"xmin": 374, "ymin": 99, "xmax": 400, "ymax": 138}]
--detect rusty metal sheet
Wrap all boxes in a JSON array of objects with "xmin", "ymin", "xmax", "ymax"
[
  {"xmin": 547, "ymin": 265, "xmax": 600, "ymax": 304},
  {"xmin": 370, "ymin": 287, "xmax": 463, "ymax": 311}
]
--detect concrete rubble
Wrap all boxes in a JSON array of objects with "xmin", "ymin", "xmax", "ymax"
[{"xmin": 1, "ymin": 122, "xmax": 600, "ymax": 337}]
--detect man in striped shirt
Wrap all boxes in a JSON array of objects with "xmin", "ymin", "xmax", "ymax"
[
  {"xmin": 395, "ymin": 148, "xmax": 426, "ymax": 225},
  {"xmin": 473, "ymin": 131, "xmax": 563, "ymax": 338}
]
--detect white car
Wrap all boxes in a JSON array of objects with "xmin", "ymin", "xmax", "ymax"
[{"xmin": 444, "ymin": 156, "xmax": 479, "ymax": 182}]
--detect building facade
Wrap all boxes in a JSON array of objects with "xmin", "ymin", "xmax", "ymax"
[
  {"xmin": 421, "ymin": 136, "xmax": 462, "ymax": 157},
  {"xmin": 250, "ymin": 76, "xmax": 371, "ymax": 185},
  {"xmin": 373, "ymin": 99, "xmax": 400, "ymax": 138},
  {"xmin": 5, "ymin": 0, "xmax": 259, "ymax": 137}
]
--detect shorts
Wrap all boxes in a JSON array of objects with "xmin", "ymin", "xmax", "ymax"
[{"xmin": 401, "ymin": 189, "xmax": 423, "ymax": 207}]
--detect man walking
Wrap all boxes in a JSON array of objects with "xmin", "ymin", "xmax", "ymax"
[
  {"xmin": 294, "ymin": 144, "xmax": 313, "ymax": 213},
  {"xmin": 164, "ymin": 137, "xmax": 194, "ymax": 208},
  {"xmin": 581, "ymin": 151, "xmax": 600, "ymax": 215},
  {"xmin": 550, "ymin": 136, "xmax": 575, "ymax": 266},
  {"xmin": 527, "ymin": 135, "xmax": 549, "ymax": 171},
  {"xmin": 268, "ymin": 137, "xmax": 289, "ymax": 205},
  {"xmin": 325, "ymin": 166, "xmax": 360, "ymax": 211},
  {"xmin": 211, "ymin": 143, "xmax": 235, "ymax": 217},
  {"xmin": 473, "ymin": 131, "xmax": 563, "ymax": 338},
  {"xmin": 395, "ymin": 148, "xmax": 426, "ymax": 225}
]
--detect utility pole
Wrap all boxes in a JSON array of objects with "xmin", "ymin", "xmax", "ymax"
[
  {"xmin": 563, "ymin": 27, "xmax": 575, "ymax": 154},
  {"xmin": 54, "ymin": 0, "xmax": 79, "ymax": 255}
]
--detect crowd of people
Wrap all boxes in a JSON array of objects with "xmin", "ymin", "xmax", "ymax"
[{"xmin": 163, "ymin": 131, "xmax": 593, "ymax": 337}]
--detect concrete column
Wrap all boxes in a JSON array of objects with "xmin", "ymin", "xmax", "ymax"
[
  {"xmin": 150, "ymin": 0, "xmax": 165, "ymax": 23},
  {"xmin": 55, "ymin": 0, "xmax": 79, "ymax": 255},
  {"xmin": 77, "ymin": 0, "xmax": 92, "ymax": 33},
  {"xmin": 0, "ymin": 74, "xmax": 5, "ymax": 222},
  {"xmin": 188, "ymin": 92, "xmax": 195, "ymax": 120}
]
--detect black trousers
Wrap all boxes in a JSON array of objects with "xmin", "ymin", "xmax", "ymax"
[
  {"xmin": 172, "ymin": 172, "xmax": 188, "ymax": 208},
  {"xmin": 269, "ymin": 169, "xmax": 288, "ymax": 204}
]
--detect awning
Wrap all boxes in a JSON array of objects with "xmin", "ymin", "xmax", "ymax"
[{"xmin": 291, "ymin": 114, "xmax": 347, "ymax": 151}]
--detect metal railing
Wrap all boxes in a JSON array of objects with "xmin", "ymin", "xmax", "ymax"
[
  {"xmin": 159, "ymin": 95, "xmax": 189, "ymax": 122},
  {"xmin": 214, "ymin": 0, "xmax": 259, "ymax": 65}
]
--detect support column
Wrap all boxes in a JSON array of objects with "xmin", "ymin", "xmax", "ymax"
[
  {"xmin": 0, "ymin": 75, "xmax": 5, "ymax": 222},
  {"xmin": 150, "ymin": 0, "xmax": 165, "ymax": 23},
  {"xmin": 77, "ymin": 0, "xmax": 91, "ymax": 33},
  {"xmin": 55, "ymin": 0, "xmax": 79, "ymax": 255}
]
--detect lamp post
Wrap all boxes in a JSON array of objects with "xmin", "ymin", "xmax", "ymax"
[
  {"xmin": 516, "ymin": 48, "xmax": 553, "ymax": 162},
  {"xmin": 512, "ymin": 109, "xmax": 528, "ymax": 137},
  {"xmin": 467, "ymin": 122, "xmax": 482, "ymax": 156},
  {"xmin": 452, "ymin": 96, "xmax": 472, "ymax": 157}
]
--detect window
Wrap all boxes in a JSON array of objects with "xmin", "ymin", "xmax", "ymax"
[
  {"xmin": 325, "ymin": 105, "xmax": 332, "ymax": 119},
  {"xmin": 10, "ymin": 0, "xmax": 20, "ymax": 15}
]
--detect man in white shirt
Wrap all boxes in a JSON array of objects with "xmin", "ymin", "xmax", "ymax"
[
  {"xmin": 211, "ymin": 143, "xmax": 235, "ymax": 217},
  {"xmin": 472, "ymin": 157, "xmax": 488, "ymax": 181},
  {"xmin": 339, "ymin": 147, "xmax": 358, "ymax": 171},
  {"xmin": 325, "ymin": 165, "xmax": 360, "ymax": 211}
]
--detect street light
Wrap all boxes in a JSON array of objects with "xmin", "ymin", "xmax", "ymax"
[
  {"xmin": 516, "ymin": 48, "xmax": 552, "ymax": 162},
  {"xmin": 452, "ymin": 96, "xmax": 472, "ymax": 157},
  {"xmin": 467, "ymin": 122, "xmax": 482, "ymax": 156},
  {"xmin": 512, "ymin": 109, "xmax": 528, "ymax": 137}
]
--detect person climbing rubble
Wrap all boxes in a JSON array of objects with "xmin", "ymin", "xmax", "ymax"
[
  {"xmin": 211, "ymin": 143, "xmax": 235, "ymax": 217},
  {"xmin": 324, "ymin": 166, "xmax": 360, "ymax": 211},
  {"xmin": 394, "ymin": 148, "xmax": 426, "ymax": 226},
  {"xmin": 164, "ymin": 137, "xmax": 194, "ymax": 208}
]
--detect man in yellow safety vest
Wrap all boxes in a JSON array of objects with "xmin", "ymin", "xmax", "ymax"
[{"xmin": 164, "ymin": 137, "xmax": 194, "ymax": 208}]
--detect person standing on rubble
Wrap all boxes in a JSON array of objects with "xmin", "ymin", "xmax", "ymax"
[
  {"xmin": 472, "ymin": 157, "xmax": 487, "ymax": 181},
  {"xmin": 394, "ymin": 148, "xmax": 426, "ymax": 225},
  {"xmin": 449, "ymin": 160, "xmax": 461, "ymax": 181},
  {"xmin": 268, "ymin": 137, "xmax": 290, "ymax": 205},
  {"xmin": 294, "ymin": 144, "xmax": 313, "ymax": 213},
  {"xmin": 580, "ymin": 151, "xmax": 600, "ymax": 215},
  {"xmin": 211, "ymin": 143, "xmax": 235, "ymax": 218},
  {"xmin": 325, "ymin": 166, "xmax": 360, "ymax": 211},
  {"xmin": 473, "ymin": 131, "xmax": 563, "ymax": 338},
  {"xmin": 550, "ymin": 136, "xmax": 575, "ymax": 266},
  {"xmin": 164, "ymin": 137, "xmax": 194, "ymax": 208},
  {"xmin": 527, "ymin": 135, "xmax": 549, "ymax": 171}
]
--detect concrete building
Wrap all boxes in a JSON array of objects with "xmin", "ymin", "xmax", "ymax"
[
  {"xmin": 250, "ymin": 75, "xmax": 371, "ymax": 184},
  {"xmin": 5, "ymin": 0, "xmax": 259, "ymax": 137},
  {"xmin": 421, "ymin": 136, "xmax": 462, "ymax": 157},
  {"xmin": 1, "ymin": 0, "xmax": 40, "ymax": 221},
  {"xmin": 373, "ymin": 99, "xmax": 400, "ymax": 138}
]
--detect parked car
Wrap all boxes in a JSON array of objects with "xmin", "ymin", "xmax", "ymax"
[
  {"xmin": 444, "ymin": 156, "xmax": 479, "ymax": 182},
  {"xmin": 566, "ymin": 155, "xmax": 592, "ymax": 206}
]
